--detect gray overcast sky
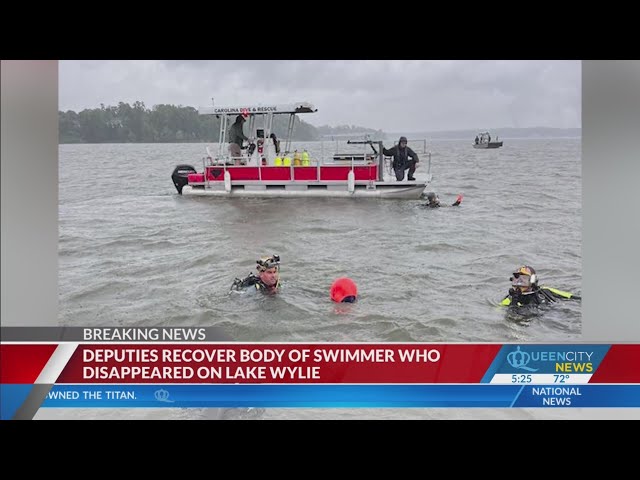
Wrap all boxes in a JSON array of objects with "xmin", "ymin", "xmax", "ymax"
[{"xmin": 59, "ymin": 60, "xmax": 581, "ymax": 132}]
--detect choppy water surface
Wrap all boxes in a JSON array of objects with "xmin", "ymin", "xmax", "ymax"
[{"xmin": 46, "ymin": 138, "xmax": 583, "ymax": 420}]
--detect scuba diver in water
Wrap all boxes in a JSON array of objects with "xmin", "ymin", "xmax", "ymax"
[
  {"xmin": 500, "ymin": 265, "xmax": 581, "ymax": 307},
  {"xmin": 422, "ymin": 192, "xmax": 463, "ymax": 208},
  {"xmin": 230, "ymin": 255, "xmax": 281, "ymax": 294}
]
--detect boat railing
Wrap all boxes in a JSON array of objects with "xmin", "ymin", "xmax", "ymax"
[
  {"xmin": 381, "ymin": 153, "xmax": 432, "ymax": 180},
  {"xmin": 197, "ymin": 137, "xmax": 431, "ymax": 186},
  {"xmin": 393, "ymin": 138, "xmax": 428, "ymax": 153}
]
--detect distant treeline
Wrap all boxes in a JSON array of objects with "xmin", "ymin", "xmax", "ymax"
[
  {"xmin": 59, "ymin": 102, "xmax": 385, "ymax": 144},
  {"xmin": 316, "ymin": 124, "xmax": 385, "ymax": 138}
]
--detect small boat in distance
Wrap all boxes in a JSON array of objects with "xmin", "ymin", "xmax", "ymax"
[{"xmin": 473, "ymin": 131, "xmax": 503, "ymax": 149}]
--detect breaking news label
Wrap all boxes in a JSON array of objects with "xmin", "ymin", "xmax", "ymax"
[{"xmin": 1, "ymin": 327, "xmax": 639, "ymax": 419}]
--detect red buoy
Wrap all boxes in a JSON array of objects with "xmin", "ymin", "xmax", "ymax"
[{"xmin": 330, "ymin": 277, "xmax": 358, "ymax": 303}]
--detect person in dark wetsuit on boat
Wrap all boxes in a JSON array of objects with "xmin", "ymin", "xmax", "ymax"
[
  {"xmin": 228, "ymin": 115, "xmax": 250, "ymax": 163},
  {"xmin": 382, "ymin": 136, "xmax": 419, "ymax": 181},
  {"xmin": 230, "ymin": 255, "xmax": 281, "ymax": 294},
  {"xmin": 270, "ymin": 133, "xmax": 281, "ymax": 155},
  {"xmin": 500, "ymin": 265, "xmax": 581, "ymax": 307}
]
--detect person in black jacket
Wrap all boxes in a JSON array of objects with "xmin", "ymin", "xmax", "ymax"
[
  {"xmin": 382, "ymin": 136, "xmax": 419, "ymax": 181},
  {"xmin": 228, "ymin": 115, "xmax": 250, "ymax": 162}
]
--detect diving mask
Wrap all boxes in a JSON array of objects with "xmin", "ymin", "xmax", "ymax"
[{"xmin": 257, "ymin": 255, "xmax": 280, "ymax": 272}]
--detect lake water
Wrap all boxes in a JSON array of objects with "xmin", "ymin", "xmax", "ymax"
[{"xmin": 39, "ymin": 138, "xmax": 584, "ymax": 420}]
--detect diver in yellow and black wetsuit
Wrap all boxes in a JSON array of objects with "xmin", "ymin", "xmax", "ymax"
[
  {"xmin": 230, "ymin": 255, "xmax": 281, "ymax": 295},
  {"xmin": 500, "ymin": 265, "xmax": 581, "ymax": 307}
]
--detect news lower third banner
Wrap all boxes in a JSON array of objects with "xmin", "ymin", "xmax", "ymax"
[{"xmin": 1, "ymin": 328, "xmax": 640, "ymax": 419}]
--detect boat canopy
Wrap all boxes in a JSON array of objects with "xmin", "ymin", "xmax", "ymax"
[
  {"xmin": 476, "ymin": 131, "xmax": 492, "ymax": 141},
  {"xmin": 198, "ymin": 102, "xmax": 317, "ymax": 116}
]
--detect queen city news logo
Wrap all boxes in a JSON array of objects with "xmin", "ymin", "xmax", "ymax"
[
  {"xmin": 505, "ymin": 346, "xmax": 594, "ymax": 373},
  {"xmin": 154, "ymin": 388, "xmax": 174, "ymax": 403},
  {"xmin": 507, "ymin": 346, "xmax": 539, "ymax": 372}
]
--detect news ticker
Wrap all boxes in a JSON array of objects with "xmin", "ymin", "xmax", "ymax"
[{"xmin": 1, "ymin": 328, "xmax": 639, "ymax": 419}]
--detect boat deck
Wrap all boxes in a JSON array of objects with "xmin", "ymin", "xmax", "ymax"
[
  {"xmin": 182, "ymin": 181, "xmax": 427, "ymax": 198},
  {"xmin": 181, "ymin": 163, "xmax": 428, "ymax": 198}
]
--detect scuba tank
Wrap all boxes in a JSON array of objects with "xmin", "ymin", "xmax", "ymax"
[{"xmin": 302, "ymin": 149, "xmax": 310, "ymax": 166}]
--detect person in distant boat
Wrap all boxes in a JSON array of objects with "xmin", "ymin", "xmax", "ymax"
[
  {"xmin": 382, "ymin": 136, "xmax": 419, "ymax": 181},
  {"xmin": 229, "ymin": 115, "xmax": 250, "ymax": 164},
  {"xmin": 487, "ymin": 134, "xmax": 491, "ymax": 143},
  {"xmin": 500, "ymin": 265, "xmax": 581, "ymax": 307},
  {"xmin": 230, "ymin": 255, "xmax": 281, "ymax": 295},
  {"xmin": 422, "ymin": 192, "xmax": 463, "ymax": 208},
  {"xmin": 475, "ymin": 135, "xmax": 480, "ymax": 145}
]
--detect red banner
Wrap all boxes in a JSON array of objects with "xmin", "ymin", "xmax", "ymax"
[{"xmin": 56, "ymin": 344, "xmax": 501, "ymax": 384}]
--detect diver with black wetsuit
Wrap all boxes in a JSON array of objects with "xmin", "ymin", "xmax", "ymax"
[
  {"xmin": 501, "ymin": 266, "xmax": 581, "ymax": 307},
  {"xmin": 230, "ymin": 255, "xmax": 281, "ymax": 294}
]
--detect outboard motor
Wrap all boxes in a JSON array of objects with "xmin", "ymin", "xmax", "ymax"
[{"xmin": 171, "ymin": 164, "xmax": 197, "ymax": 194}]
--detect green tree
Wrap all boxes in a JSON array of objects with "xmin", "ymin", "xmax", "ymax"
[{"xmin": 59, "ymin": 101, "xmax": 385, "ymax": 143}]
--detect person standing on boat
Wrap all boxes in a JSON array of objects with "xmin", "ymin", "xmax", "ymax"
[
  {"xmin": 270, "ymin": 133, "xmax": 281, "ymax": 155},
  {"xmin": 475, "ymin": 135, "xmax": 480, "ymax": 145},
  {"xmin": 500, "ymin": 265, "xmax": 581, "ymax": 307},
  {"xmin": 382, "ymin": 136, "xmax": 419, "ymax": 181},
  {"xmin": 229, "ymin": 115, "xmax": 250, "ymax": 164},
  {"xmin": 230, "ymin": 255, "xmax": 281, "ymax": 294}
]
